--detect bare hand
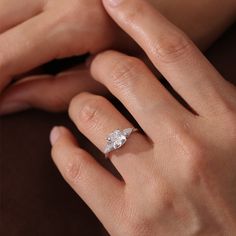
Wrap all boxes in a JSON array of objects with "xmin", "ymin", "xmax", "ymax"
[
  {"xmin": 0, "ymin": 0, "xmax": 235, "ymax": 115},
  {"xmin": 49, "ymin": 0, "xmax": 236, "ymax": 235}
]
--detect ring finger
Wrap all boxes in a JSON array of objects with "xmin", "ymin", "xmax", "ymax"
[{"xmin": 69, "ymin": 92, "xmax": 152, "ymax": 183}]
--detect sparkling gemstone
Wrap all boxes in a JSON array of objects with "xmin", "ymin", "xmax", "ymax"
[
  {"xmin": 104, "ymin": 143, "xmax": 114, "ymax": 154},
  {"xmin": 107, "ymin": 129, "xmax": 127, "ymax": 149},
  {"xmin": 123, "ymin": 128, "xmax": 133, "ymax": 137}
]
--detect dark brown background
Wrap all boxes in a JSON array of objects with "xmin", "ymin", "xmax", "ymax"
[{"xmin": 1, "ymin": 24, "xmax": 236, "ymax": 236}]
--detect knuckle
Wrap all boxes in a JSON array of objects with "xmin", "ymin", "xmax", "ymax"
[
  {"xmin": 152, "ymin": 184, "xmax": 173, "ymax": 210},
  {"xmin": 51, "ymin": 142, "xmax": 87, "ymax": 185},
  {"xmin": 123, "ymin": 211, "xmax": 152, "ymax": 236},
  {"xmin": 183, "ymin": 138, "xmax": 208, "ymax": 184},
  {"xmin": 150, "ymin": 33, "xmax": 193, "ymax": 63},
  {"xmin": 144, "ymin": 177, "xmax": 174, "ymax": 214},
  {"xmin": 120, "ymin": 194, "xmax": 151, "ymax": 236},
  {"xmin": 222, "ymin": 111, "xmax": 236, "ymax": 145},
  {"xmin": 167, "ymin": 120, "xmax": 208, "ymax": 183},
  {"xmin": 188, "ymin": 142, "xmax": 206, "ymax": 164},
  {"xmin": 208, "ymin": 96, "xmax": 236, "ymax": 145},
  {"xmin": 162, "ymin": 115, "xmax": 192, "ymax": 139},
  {"xmin": 64, "ymin": 150, "xmax": 86, "ymax": 184},
  {"xmin": 219, "ymin": 104, "xmax": 236, "ymax": 138},
  {"xmin": 225, "ymin": 109, "xmax": 236, "ymax": 129},
  {"xmin": 110, "ymin": 57, "xmax": 143, "ymax": 92},
  {"xmin": 76, "ymin": 95, "xmax": 106, "ymax": 127},
  {"xmin": 121, "ymin": 181, "xmax": 172, "ymax": 236},
  {"xmin": 168, "ymin": 118, "xmax": 213, "ymax": 187},
  {"xmin": 127, "ymin": 220, "xmax": 150, "ymax": 236}
]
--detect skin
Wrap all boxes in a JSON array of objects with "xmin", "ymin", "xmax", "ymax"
[
  {"xmin": 0, "ymin": 0, "xmax": 235, "ymax": 115},
  {"xmin": 49, "ymin": 0, "xmax": 236, "ymax": 235}
]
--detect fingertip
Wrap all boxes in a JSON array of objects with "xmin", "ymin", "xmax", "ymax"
[
  {"xmin": 90, "ymin": 52, "xmax": 106, "ymax": 72},
  {"xmin": 50, "ymin": 126, "xmax": 73, "ymax": 145},
  {"xmin": 50, "ymin": 126, "xmax": 61, "ymax": 146}
]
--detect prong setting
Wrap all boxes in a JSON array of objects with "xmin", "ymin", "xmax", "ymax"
[{"xmin": 104, "ymin": 128, "xmax": 138, "ymax": 158}]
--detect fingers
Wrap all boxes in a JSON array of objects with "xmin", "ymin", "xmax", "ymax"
[
  {"xmin": 91, "ymin": 50, "xmax": 191, "ymax": 139},
  {"xmin": 0, "ymin": 68, "xmax": 106, "ymax": 115},
  {"xmin": 69, "ymin": 92, "xmax": 152, "ymax": 183},
  {"xmin": 102, "ymin": 0, "xmax": 230, "ymax": 115},
  {"xmin": 0, "ymin": 12, "xmax": 52, "ymax": 89},
  {"xmin": 0, "ymin": 0, "xmax": 43, "ymax": 33},
  {"xmin": 50, "ymin": 126, "xmax": 125, "ymax": 232},
  {"xmin": 0, "ymin": 10, "xmax": 88, "ymax": 91}
]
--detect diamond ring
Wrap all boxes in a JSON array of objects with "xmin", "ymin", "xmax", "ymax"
[{"xmin": 104, "ymin": 128, "xmax": 138, "ymax": 158}]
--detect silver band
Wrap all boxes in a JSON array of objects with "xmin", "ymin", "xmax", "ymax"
[{"xmin": 104, "ymin": 128, "xmax": 138, "ymax": 158}]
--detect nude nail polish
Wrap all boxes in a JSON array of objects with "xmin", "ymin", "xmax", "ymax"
[{"xmin": 50, "ymin": 127, "xmax": 61, "ymax": 145}]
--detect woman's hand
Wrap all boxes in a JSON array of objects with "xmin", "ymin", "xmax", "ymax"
[
  {"xmin": 49, "ymin": 0, "xmax": 236, "ymax": 235},
  {"xmin": 0, "ymin": 0, "xmax": 133, "ymax": 114},
  {"xmin": 0, "ymin": 0, "xmax": 235, "ymax": 115}
]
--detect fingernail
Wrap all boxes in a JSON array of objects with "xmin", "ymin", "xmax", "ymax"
[
  {"xmin": 50, "ymin": 127, "xmax": 61, "ymax": 145},
  {"xmin": 0, "ymin": 101, "xmax": 30, "ymax": 115},
  {"xmin": 104, "ymin": 0, "xmax": 124, "ymax": 7}
]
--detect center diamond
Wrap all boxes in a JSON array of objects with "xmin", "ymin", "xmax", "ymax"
[
  {"xmin": 107, "ymin": 129, "xmax": 127, "ymax": 149},
  {"xmin": 104, "ymin": 128, "xmax": 135, "ymax": 156}
]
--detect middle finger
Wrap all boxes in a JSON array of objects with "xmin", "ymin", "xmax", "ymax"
[{"xmin": 91, "ymin": 50, "xmax": 192, "ymax": 140}]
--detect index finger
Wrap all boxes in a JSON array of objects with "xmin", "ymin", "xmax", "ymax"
[{"xmin": 102, "ymin": 0, "xmax": 231, "ymax": 115}]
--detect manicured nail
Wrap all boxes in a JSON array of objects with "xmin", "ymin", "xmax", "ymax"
[
  {"xmin": 0, "ymin": 101, "xmax": 30, "ymax": 115},
  {"xmin": 104, "ymin": 0, "xmax": 124, "ymax": 7},
  {"xmin": 50, "ymin": 127, "xmax": 61, "ymax": 145}
]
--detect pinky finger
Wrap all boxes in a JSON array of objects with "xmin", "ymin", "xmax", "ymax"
[
  {"xmin": 50, "ymin": 126, "xmax": 125, "ymax": 234},
  {"xmin": 0, "ymin": 68, "xmax": 107, "ymax": 115}
]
